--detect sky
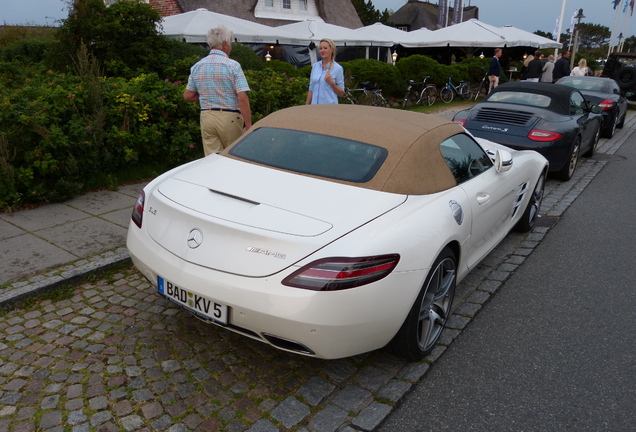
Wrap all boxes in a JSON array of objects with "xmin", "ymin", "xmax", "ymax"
[
  {"xmin": 372, "ymin": 0, "xmax": 636, "ymax": 39},
  {"xmin": 1, "ymin": 0, "xmax": 635, "ymax": 40}
]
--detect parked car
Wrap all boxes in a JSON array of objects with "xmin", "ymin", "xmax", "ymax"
[
  {"xmin": 453, "ymin": 82, "xmax": 603, "ymax": 181},
  {"xmin": 556, "ymin": 75, "xmax": 630, "ymax": 138},
  {"xmin": 601, "ymin": 51, "xmax": 636, "ymax": 96},
  {"xmin": 127, "ymin": 104, "xmax": 548, "ymax": 360}
]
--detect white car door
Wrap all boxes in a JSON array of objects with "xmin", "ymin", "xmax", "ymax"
[{"xmin": 440, "ymin": 134, "xmax": 521, "ymax": 269}]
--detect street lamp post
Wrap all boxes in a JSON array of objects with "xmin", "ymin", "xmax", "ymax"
[{"xmin": 570, "ymin": 8, "xmax": 585, "ymax": 70}]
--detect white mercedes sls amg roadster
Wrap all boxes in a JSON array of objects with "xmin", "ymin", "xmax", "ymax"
[{"xmin": 127, "ymin": 104, "xmax": 548, "ymax": 360}]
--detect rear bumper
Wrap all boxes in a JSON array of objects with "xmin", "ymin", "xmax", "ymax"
[
  {"xmin": 467, "ymin": 129, "xmax": 572, "ymax": 172},
  {"xmin": 126, "ymin": 222, "xmax": 425, "ymax": 359}
]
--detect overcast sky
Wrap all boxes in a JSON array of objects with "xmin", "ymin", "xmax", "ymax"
[
  {"xmin": 372, "ymin": 0, "xmax": 636, "ymax": 38},
  {"xmin": 2, "ymin": 0, "xmax": 635, "ymax": 40}
]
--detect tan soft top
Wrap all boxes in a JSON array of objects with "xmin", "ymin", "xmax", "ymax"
[{"xmin": 221, "ymin": 104, "xmax": 464, "ymax": 195}]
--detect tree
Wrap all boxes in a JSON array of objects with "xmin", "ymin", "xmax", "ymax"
[
  {"xmin": 49, "ymin": 0, "xmax": 168, "ymax": 76},
  {"xmin": 576, "ymin": 23, "xmax": 611, "ymax": 50},
  {"xmin": 623, "ymin": 35, "xmax": 636, "ymax": 52},
  {"xmin": 352, "ymin": 0, "xmax": 391, "ymax": 25}
]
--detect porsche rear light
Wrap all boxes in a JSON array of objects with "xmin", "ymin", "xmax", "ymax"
[
  {"xmin": 598, "ymin": 99, "xmax": 614, "ymax": 111},
  {"xmin": 527, "ymin": 130, "xmax": 563, "ymax": 142},
  {"xmin": 453, "ymin": 119, "xmax": 467, "ymax": 127},
  {"xmin": 282, "ymin": 254, "xmax": 400, "ymax": 291},
  {"xmin": 131, "ymin": 190, "xmax": 145, "ymax": 228}
]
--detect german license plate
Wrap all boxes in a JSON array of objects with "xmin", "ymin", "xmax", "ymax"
[{"xmin": 157, "ymin": 276, "xmax": 228, "ymax": 325}]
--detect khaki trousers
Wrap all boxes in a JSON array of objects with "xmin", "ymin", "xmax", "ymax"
[{"xmin": 200, "ymin": 110, "xmax": 244, "ymax": 156}]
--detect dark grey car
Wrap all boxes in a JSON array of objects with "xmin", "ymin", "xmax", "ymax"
[
  {"xmin": 556, "ymin": 75, "xmax": 630, "ymax": 138},
  {"xmin": 453, "ymin": 82, "xmax": 603, "ymax": 181}
]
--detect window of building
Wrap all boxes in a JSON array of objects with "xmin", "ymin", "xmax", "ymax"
[
  {"xmin": 283, "ymin": 0, "xmax": 291, "ymax": 9},
  {"xmin": 299, "ymin": 0, "xmax": 308, "ymax": 10}
]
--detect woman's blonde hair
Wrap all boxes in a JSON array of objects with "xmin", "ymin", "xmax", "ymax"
[
  {"xmin": 320, "ymin": 38, "xmax": 337, "ymax": 62},
  {"xmin": 578, "ymin": 58, "xmax": 587, "ymax": 68}
]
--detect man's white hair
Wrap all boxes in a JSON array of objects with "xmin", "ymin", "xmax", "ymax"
[{"xmin": 207, "ymin": 26, "xmax": 233, "ymax": 49}]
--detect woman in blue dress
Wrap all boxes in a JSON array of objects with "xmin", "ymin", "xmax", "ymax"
[{"xmin": 306, "ymin": 38, "xmax": 345, "ymax": 104}]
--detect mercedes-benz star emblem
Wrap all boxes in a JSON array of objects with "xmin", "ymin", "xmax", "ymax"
[{"xmin": 187, "ymin": 228, "xmax": 203, "ymax": 249}]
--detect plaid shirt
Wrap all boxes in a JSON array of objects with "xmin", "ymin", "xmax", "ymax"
[{"xmin": 186, "ymin": 49, "xmax": 250, "ymax": 110}]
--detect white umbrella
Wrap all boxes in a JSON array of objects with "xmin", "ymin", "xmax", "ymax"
[
  {"xmin": 161, "ymin": 8, "xmax": 306, "ymax": 46},
  {"xmin": 498, "ymin": 26, "xmax": 562, "ymax": 49},
  {"xmin": 277, "ymin": 20, "xmax": 393, "ymax": 47},
  {"xmin": 401, "ymin": 19, "xmax": 507, "ymax": 48}
]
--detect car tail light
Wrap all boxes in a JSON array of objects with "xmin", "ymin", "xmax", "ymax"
[
  {"xmin": 131, "ymin": 191, "xmax": 145, "ymax": 228},
  {"xmin": 282, "ymin": 254, "xmax": 400, "ymax": 291},
  {"xmin": 453, "ymin": 119, "xmax": 467, "ymax": 127},
  {"xmin": 598, "ymin": 99, "xmax": 614, "ymax": 111},
  {"xmin": 527, "ymin": 130, "xmax": 563, "ymax": 142}
]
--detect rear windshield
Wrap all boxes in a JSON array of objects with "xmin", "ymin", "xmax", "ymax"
[
  {"xmin": 486, "ymin": 91, "xmax": 552, "ymax": 108},
  {"xmin": 561, "ymin": 78, "xmax": 606, "ymax": 92},
  {"xmin": 229, "ymin": 127, "xmax": 388, "ymax": 183}
]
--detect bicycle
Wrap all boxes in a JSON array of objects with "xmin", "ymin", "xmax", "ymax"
[
  {"xmin": 401, "ymin": 76, "xmax": 437, "ymax": 109},
  {"xmin": 439, "ymin": 75, "xmax": 473, "ymax": 103},
  {"xmin": 472, "ymin": 68, "xmax": 489, "ymax": 101},
  {"xmin": 343, "ymin": 81, "xmax": 387, "ymax": 107}
]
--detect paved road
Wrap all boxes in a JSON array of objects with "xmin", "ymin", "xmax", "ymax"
[
  {"xmin": 0, "ymin": 111, "xmax": 634, "ymax": 431},
  {"xmin": 378, "ymin": 126, "xmax": 636, "ymax": 430}
]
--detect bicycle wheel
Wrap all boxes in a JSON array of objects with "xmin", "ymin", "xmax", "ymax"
[
  {"xmin": 459, "ymin": 83, "xmax": 473, "ymax": 101},
  {"xmin": 401, "ymin": 91, "xmax": 415, "ymax": 109},
  {"xmin": 440, "ymin": 85, "xmax": 453, "ymax": 103},
  {"xmin": 475, "ymin": 81, "xmax": 488, "ymax": 101},
  {"xmin": 423, "ymin": 86, "xmax": 437, "ymax": 106},
  {"xmin": 343, "ymin": 91, "xmax": 357, "ymax": 104},
  {"xmin": 373, "ymin": 92, "xmax": 387, "ymax": 107}
]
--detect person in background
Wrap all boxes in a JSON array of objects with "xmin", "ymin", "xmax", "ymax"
[
  {"xmin": 553, "ymin": 50, "xmax": 571, "ymax": 81},
  {"xmin": 525, "ymin": 50, "xmax": 544, "ymax": 82},
  {"xmin": 520, "ymin": 54, "xmax": 534, "ymax": 80},
  {"xmin": 306, "ymin": 38, "xmax": 345, "ymax": 104},
  {"xmin": 571, "ymin": 58, "xmax": 590, "ymax": 76},
  {"xmin": 541, "ymin": 55, "xmax": 555, "ymax": 83},
  {"xmin": 183, "ymin": 26, "xmax": 252, "ymax": 157},
  {"xmin": 488, "ymin": 48, "xmax": 502, "ymax": 93}
]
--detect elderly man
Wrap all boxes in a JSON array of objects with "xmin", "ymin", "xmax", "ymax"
[
  {"xmin": 488, "ymin": 48, "xmax": 502, "ymax": 93},
  {"xmin": 184, "ymin": 26, "xmax": 252, "ymax": 156}
]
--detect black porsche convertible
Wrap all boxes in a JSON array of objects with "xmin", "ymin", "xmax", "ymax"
[{"xmin": 453, "ymin": 82, "xmax": 603, "ymax": 181}]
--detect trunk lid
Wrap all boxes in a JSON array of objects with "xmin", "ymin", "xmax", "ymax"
[{"xmin": 145, "ymin": 155, "xmax": 406, "ymax": 277}]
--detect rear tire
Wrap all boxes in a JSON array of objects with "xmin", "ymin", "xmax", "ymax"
[
  {"xmin": 601, "ymin": 113, "xmax": 618, "ymax": 138},
  {"xmin": 373, "ymin": 93, "xmax": 387, "ymax": 107},
  {"xmin": 388, "ymin": 247, "xmax": 456, "ymax": 361},
  {"xmin": 556, "ymin": 138, "xmax": 580, "ymax": 181},
  {"xmin": 422, "ymin": 86, "xmax": 437, "ymax": 106},
  {"xmin": 459, "ymin": 83, "xmax": 473, "ymax": 101},
  {"xmin": 616, "ymin": 66, "xmax": 636, "ymax": 90},
  {"xmin": 514, "ymin": 172, "xmax": 546, "ymax": 233},
  {"xmin": 440, "ymin": 86, "xmax": 453, "ymax": 103}
]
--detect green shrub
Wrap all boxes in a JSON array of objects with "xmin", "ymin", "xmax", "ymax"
[
  {"xmin": 340, "ymin": 58, "xmax": 403, "ymax": 98},
  {"xmin": 47, "ymin": 0, "xmax": 169, "ymax": 77},
  {"xmin": 230, "ymin": 43, "xmax": 266, "ymax": 72},
  {"xmin": 266, "ymin": 59, "xmax": 302, "ymax": 77},
  {"xmin": 0, "ymin": 38, "xmax": 53, "ymax": 64},
  {"xmin": 246, "ymin": 69, "xmax": 309, "ymax": 121}
]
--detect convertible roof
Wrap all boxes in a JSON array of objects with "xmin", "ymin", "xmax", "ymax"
[
  {"xmin": 488, "ymin": 81, "xmax": 577, "ymax": 115},
  {"xmin": 221, "ymin": 105, "xmax": 464, "ymax": 195}
]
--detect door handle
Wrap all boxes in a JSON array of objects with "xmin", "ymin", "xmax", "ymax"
[{"xmin": 476, "ymin": 193, "xmax": 490, "ymax": 205}]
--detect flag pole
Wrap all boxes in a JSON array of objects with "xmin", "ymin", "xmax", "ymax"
[
  {"xmin": 609, "ymin": 1, "xmax": 623, "ymax": 56},
  {"xmin": 554, "ymin": 0, "xmax": 567, "ymax": 59}
]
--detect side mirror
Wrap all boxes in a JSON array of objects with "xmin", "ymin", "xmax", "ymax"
[
  {"xmin": 494, "ymin": 149, "xmax": 513, "ymax": 173},
  {"xmin": 625, "ymin": 91, "xmax": 635, "ymax": 100},
  {"xmin": 590, "ymin": 105, "xmax": 604, "ymax": 114}
]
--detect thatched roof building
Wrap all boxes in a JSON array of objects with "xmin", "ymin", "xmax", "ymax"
[
  {"xmin": 388, "ymin": 0, "xmax": 478, "ymax": 31},
  {"xmin": 150, "ymin": 0, "xmax": 363, "ymax": 29}
]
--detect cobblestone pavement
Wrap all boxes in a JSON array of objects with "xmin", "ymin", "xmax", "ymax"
[{"xmin": 0, "ymin": 113, "xmax": 634, "ymax": 432}]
